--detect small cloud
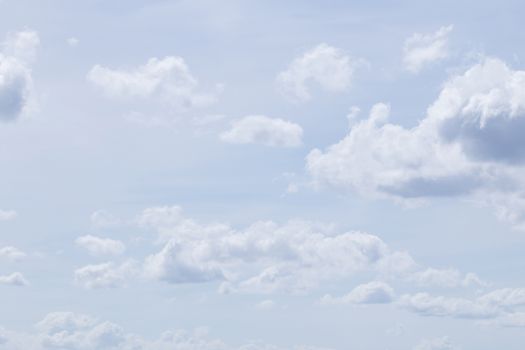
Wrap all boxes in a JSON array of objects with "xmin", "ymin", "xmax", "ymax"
[
  {"xmin": 220, "ymin": 115, "xmax": 303, "ymax": 147},
  {"xmin": 277, "ymin": 43, "xmax": 361, "ymax": 102},
  {"xmin": 403, "ymin": 25, "xmax": 453, "ymax": 73},
  {"xmin": 67, "ymin": 37, "xmax": 79, "ymax": 47},
  {"xmin": 0, "ymin": 210, "xmax": 17, "ymax": 221},
  {"xmin": 0, "ymin": 272, "xmax": 29, "ymax": 286},
  {"xmin": 75, "ymin": 235, "xmax": 126, "ymax": 256}
]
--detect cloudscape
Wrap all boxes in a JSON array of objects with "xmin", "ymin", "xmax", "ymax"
[{"xmin": 1, "ymin": 1, "xmax": 525, "ymax": 349}]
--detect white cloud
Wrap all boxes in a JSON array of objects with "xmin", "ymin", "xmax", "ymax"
[
  {"xmin": 255, "ymin": 299, "xmax": 275, "ymax": 310},
  {"xmin": 277, "ymin": 44, "xmax": 358, "ymax": 102},
  {"xmin": 0, "ymin": 272, "xmax": 29, "ymax": 286},
  {"xmin": 140, "ymin": 206, "xmax": 414, "ymax": 293},
  {"xmin": 483, "ymin": 312, "xmax": 525, "ymax": 328},
  {"xmin": 307, "ymin": 58, "xmax": 525, "ymax": 229},
  {"xmin": 0, "ymin": 209, "xmax": 17, "ymax": 221},
  {"xmin": 0, "ymin": 54, "xmax": 33, "ymax": 121},
  {"xmin": 411, "ymin": 268, "xmax": 486, "ymax": 288},
  {"xmin": 321, "ymin": 281, "xmax": 395, "ymax": 305},
  {"xmin": 36, "ymin": 312, "xmax": 126, "ymax": 350},
  {"xmin": 0, "ymin": 311, "xmax": 335, "ymax": 350},
  {"xmin": 3, "ymin": 30, "xmax": 40, "ymax": 63},
  {"xmin": 0, "ymin": 246, "xmax": 26, "ymax": 261},
  {"xmin": 87, "ymin": 56, "xmax": 217, "ymax": 110},
  {"xmin": 403, "ymin": 25, "xmax": 453, "ymax": 73},
  {"xmin": 74, "ymin": 261, "xmax": 136, "ymax": 289},
  {"xmin": 399, "ymin": 287, "xmax": 525, "ymax": 320},
  {"xmin": 0, "ymin": 30, "xmax": 39, "ymax": 122},
  {"xmin": 220, "ymin": 115, "xmax": 303, "ymax": 147},
  {"xmin": 67, "ymin": 37, "xmax": 79, "ymax": 47},
  {"xmin": 413, "ymin": 336, "xmax": 459, "ymax": 350},
  {"xmin": 75, "ymin": 235, "xmax": 125, "ymax": 256},
  {"xmin": 90, "ymin": 210, "xmax": 121, "ymax": 228}
]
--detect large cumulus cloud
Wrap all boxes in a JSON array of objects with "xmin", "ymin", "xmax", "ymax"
[{"xmin": 307, "ymin": 58, "xmax": 525, "ymax": 228}]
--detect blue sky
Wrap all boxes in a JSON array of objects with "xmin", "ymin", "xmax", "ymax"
[{"xmin": 1, "ymin": 1, "xmax": 525, "ymax": 349}]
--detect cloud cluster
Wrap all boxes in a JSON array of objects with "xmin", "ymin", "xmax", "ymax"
[
  {"xmin": 307, "ymin": 58, "xmax": 525, "ymax": 229},
  {"xmin": 324, "ymin": 281, "xmax": 525, "ymax": 327},
  {"xmin": 277, "ymin": 44, "xmax": 358, "ymax": 102},
  {"xmin": 403, "ymin": 25, "xmax": 453, "ymax": 73},
  {"xmin": 220, "ymin": 115, "xmax": 303, "ymax": 147},
  {"xmin": 137, "ymin": 206, "xmax": 413, "ymax": 293},
  {"xmin": 0, "ymin": 312, "xmax": 333, "ymax": 350}
]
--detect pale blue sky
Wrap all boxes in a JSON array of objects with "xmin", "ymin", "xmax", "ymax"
[{"xmin": 1, "ymin": 1, "xmax": 525, "ymax": 349}]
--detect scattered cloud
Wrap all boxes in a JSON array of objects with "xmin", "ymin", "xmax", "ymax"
[
  {"xmin": 90, "ymin": 210, "xmax": 122, "ymax": 229},
  {"xmin": 0, "ymin": 272, "xmax": 29, "ymax": 286},
  {"xmin": 410, "ymin": 268, "xmax": 486, "ymax": 288},
  {"xmin": 413, "ymin": 336, "xmax": 460, "ymax": 350},
  {"xmin": 321, "ymin": 281, "xmax": 395, "ymax": 305},
  {"xmin": 75, "ymin": 235, "xmax": 125, "ymax": 256},
  {"xmin": 0, "ymin": 311, "xmax": 334, "ymax": 350},
  {"xmin": 399, "ymin": 287, "xmax": 525, "ymax": 320},
  {"xmin": 67, "ymin": 37, "xmax": 79, "ymax": 47},
  {"xmin": 0, "ymin": 246, "xmax": 26, "ymax": 261},
  {"xmin": 403, "ymin": 25, "xmax": 453, "ymax": 73},
  {"xmin": 0, "ymin": 209, "xmax": 17, "ymax": 221},
  {"xmin": 87, "ymin": 56, "xmax": 218, "ymax": 111},
  {"xmin": 74, "ymin": 261, "xmax": 136, "ymax": 289},
  {"xmin": 277, "ymin": 44, "xmax": 360, "ymax": 102},
  {"xmin": 220, "ymin": 115, "xmax": 303, "ymax": 147},
  {"xmin": 3, "ymin": 30, "xmax": 40, "ymax": 63}
]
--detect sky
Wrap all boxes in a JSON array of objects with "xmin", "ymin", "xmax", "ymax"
[{"xmin": 1, "ymin": 0, "xmax": 525, "ymax": 349}]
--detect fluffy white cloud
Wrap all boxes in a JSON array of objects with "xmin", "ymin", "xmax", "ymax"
[
  {"xmin": 0, "ymin": 209, "xmax": 17, "ymax": 221},
  {"xmin": 0, "ymin": 246, "xmax": 26, "ymax": 261},
  {"xmin": 321, "ymin": 281, "xmax": 395, "ymax": 305},
  {"xmin": 413, "ymin": 336, "xmax": 459, "ymax": 350},
  {"xmin": 307, "ymin": 58, "xmax": 525, "ymax": 229},
  {"xmin": 74, "ymin": 261, "xmax": 136, "ymax": 289},
  {"xmin": 75, "ymin": 235, "xmax": 125, "ymax": 256},
  {"xmin": 410, "ymin": 268, "xmax": 486, "ymax": 288},
  {"xmin": 140, "ymin": 206, "xmax": 413, "ymax": 293},
  {"xmin": 87, "ymin": 56, "xmax": 217, "ymax": 110},
  {"xmin": 403, "ymin": 25, "xmax": 453, "ymax": 73},
  {"xmin": 277, "ymin": 44, "xmax": 358, "ymax": 102},
  {"xmin": 399, "ymin": 287, "xmax": 525, "ymax": 320},
  {"xmin": 36, "ymin": 312, "xmax": 127, "ymax": 349},
  {"xmin": 0, "ymin": 30, "xmax": 38, "ymax": 122},
  {"xmin": 0, "ymin": 272, "xmax": 29, "ymax": 286},
  {"xmin": 220, "ymin": 115, "xmax": 303, "ymax": 147},
  {"xmin": 399, "ymin": 292, "xmax": 499, "ymax": 319},
  {"xmin": 0, "ymin": 312, "xmax": 334, "ymax": 350}
]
